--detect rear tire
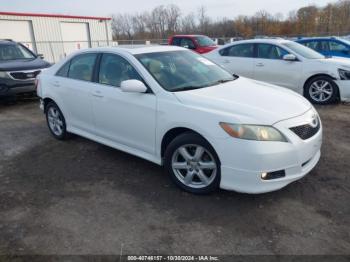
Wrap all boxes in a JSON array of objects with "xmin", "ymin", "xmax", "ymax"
[
  {"xmin": 304, "ymin": 76, "xmax": 339, "ymax": 105},
  {"xmin": 164, "ymin": 132, "xmax": 221, "ymax": 194},
  {"xmin": 45, "ymin": 102, "xmax": 69, "ymax": 140}
]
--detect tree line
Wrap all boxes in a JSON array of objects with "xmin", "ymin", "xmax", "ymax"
[{"xmin": 111, "ymin": 0, "xmax": 350, "ymax": 40}]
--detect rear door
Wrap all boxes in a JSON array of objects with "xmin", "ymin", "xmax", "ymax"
[
  {"xmin": 217, "ymin": 43, "xmax": 254, "ymax": 78},
  {"xmin": 54, "ymin": 53, "xmax": 97, "ymax": 134},
  {"xmin": 253, "ymin": 43, "xmax": 302, "ymax": 91}
]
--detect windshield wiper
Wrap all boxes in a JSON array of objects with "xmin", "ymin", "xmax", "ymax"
[
  {"xmin": 206, "ymin": 78, "xmax": 234, "ymax": 87},
  {"xmin": 172, "ymin": 86, "xmax": 205, "ymax": 92}
]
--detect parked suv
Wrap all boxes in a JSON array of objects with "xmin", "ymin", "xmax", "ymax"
[
  {"xmin": 0, "ymin": 39, "xmax": 51, "ymax": 97},
  {"xmin": 296, "ymin": 37, "xmax": 350, "ymax": 58},
  {"xmin": 168, "ymin": 35, "xmax": 217, "ymax": 54}
]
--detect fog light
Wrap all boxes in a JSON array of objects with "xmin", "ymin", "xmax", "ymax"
[{"xmin": 261, "ymin": 170, "xmax": 286, "ymax": 180}]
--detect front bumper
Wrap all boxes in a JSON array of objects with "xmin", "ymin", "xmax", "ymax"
[
  {"xmin": 0, "ymin": 78, "xmax": 35, "ymax": 96},
  {"xmin": 335, "ymin": 80, "xmax": 350, "ymax": 102},
  {"xmin": 216, "ymin": 110, "xmax": 322, "ymax": 194}
]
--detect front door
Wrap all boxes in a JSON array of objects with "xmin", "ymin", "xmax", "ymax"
[
  {"xmin": 91, "ymin": 53, "xmax": 157, "ymax": 154},
  {"xmin": 253, "ymin": 43, "xmax": 302, "ymax": 92}
]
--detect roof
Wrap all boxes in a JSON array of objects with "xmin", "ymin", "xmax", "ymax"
[
  {"xmin": 0, "ymin": 39, "xmax": 16, "ymax": 45},
  {"xmin": 296, "ymin": 36, "xmax": 345, "ymax": 41},
  {"xmin": 126, "ymin": 45, "xmax": 185, "ymax": 55},
  {"xmin": 171, "ymin": 35, "xmax": 207, "ymax": 38},
  {"xmin": 0, "ymin": 11, "xmax": 111, "ymax": 20},
  {"xmin": 232, "ymin": 38, "xmax": 291, "ymax": 45},
  {"xmin": 75, "ymin": 45, "xmax": 186, "ymax": 56}
]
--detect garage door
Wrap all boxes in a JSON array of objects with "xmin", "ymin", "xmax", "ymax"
[
  {"xmin": 60, "ymin": 22, "xmax": 91, "ymax": 56},
  {"xmin": 0, "ymin": 20, "xmax": 35, "ymax": 51}
]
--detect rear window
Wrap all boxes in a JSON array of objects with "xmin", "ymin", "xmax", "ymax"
[
  {"xmin": 68, "ymin": 53, "xmax": 97, "ymax": 82},
  {"xmin": 220, "ymin": 44, "xmax": 254, "ymax": 58}
]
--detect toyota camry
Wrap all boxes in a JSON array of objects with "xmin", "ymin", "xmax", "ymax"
[{"xmin": 36, "ymin": 46, "xmax": 322, "ymax": 194}]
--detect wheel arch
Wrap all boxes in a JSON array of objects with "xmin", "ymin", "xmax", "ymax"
[
  {"xmin": 43, "ymin": 97, "xmax": 55, "ymax": 113},
  {"xmin": 160, "ymin": 127, "xmax": 219, "ymax": 161},
  {"xmin": 303, "ymin": 73, "xmax": 338, "ymax": 96}
]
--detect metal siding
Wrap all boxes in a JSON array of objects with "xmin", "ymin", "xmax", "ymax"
[{"xmin": 0, "ymin": 14, "xmax": 111, "ymax": 62}]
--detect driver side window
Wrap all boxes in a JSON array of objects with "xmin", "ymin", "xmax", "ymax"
[
  {"xmin": 257, "ymin": 44, "xmax": 289, "ymax": 60},
  {"xmin": 98, "ymin": 53, "xmax": 143, "ymax": 87},
  {"xmin": 180, "ymin": 38, "xmax": 195, "ymax": 49}
]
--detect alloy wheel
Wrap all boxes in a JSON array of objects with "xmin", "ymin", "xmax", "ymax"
[
  {"xmin": 309, "ymin": 80, "xmax": 333, "ymax": 103},
  {"xmin": 171, "ymin": 144, "xmax": 217, "ymax": 189},
  {"xmin": 47, "ymin": 107, "xmax": 64, "ymax": 136}
]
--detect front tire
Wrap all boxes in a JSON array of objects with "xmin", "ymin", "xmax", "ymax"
[
  {"xmin": 45, "ymin": 102, "xmax": 68, "ymax": 140},
  {"xmin": 304, "ymin": 76, "xmax": 339, "ymax": 105},
  {"xmin": 164, "ymin": 132, "xmax": 221, "ymax": 194}
]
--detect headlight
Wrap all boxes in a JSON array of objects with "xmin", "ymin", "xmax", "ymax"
[
  {"xmin": 0, "ymin": 71, "xmax": 10, "ymax": 79},
  {"xmin": 220, "ymin": 122, "xmax": 288, "ymax": 142},
  {"xmin": 338, "ymin": 68, "xmax": 350, "ymax": 80}
]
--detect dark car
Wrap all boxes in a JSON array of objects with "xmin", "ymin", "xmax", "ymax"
[
  {"xmin": 0, "ymin": 39, "xmax": 51, "ymax": 97},
  {"xmin": 168, "ymin": 35, "xmax": 218, "ymax": 54}
]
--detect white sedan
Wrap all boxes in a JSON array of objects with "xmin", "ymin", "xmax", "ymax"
[
  {"xmin": 205, "ymin": 39, "xmax": 350, "ymax": 104},
  {"xmin": 36, "ymin": 46, "xmax": 322, "ymax": 194}
]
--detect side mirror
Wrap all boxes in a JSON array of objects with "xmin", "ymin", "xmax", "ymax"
[
  {"xmin": 121, "ymin": 80, "xmax": 147, "ymax": 93},
  {"xmin": 37, "ymin": 54, "xmax": 44, "ymax": 59},
  {"xmin": 283, "ymin": 54, "xmax": 297, "ymax": 61}
]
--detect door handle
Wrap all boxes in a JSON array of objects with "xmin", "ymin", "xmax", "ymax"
[
  {"xmin": 223, "ymin": 59, "xmax": 230, "ymax": 64},
  {"xmin": 92, "ymin": 90, "xmax": 104, "ymax": 98},
  {"xmin": 256, "ymin": 63, "xmax": 264, "ymax": 67}
]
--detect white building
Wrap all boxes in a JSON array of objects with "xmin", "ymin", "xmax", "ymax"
[{"xmin": 0, "ymin": 11, "xmax": 112, "ymax": 62}]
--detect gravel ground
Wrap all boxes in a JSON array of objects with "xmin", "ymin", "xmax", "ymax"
[{"xmin": 0, "ymin": 98, "xmax": 349, "ymax": 256}]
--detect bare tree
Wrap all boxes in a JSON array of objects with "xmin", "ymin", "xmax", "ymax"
[
  {"xmin": 111, "ymin": 1, "xmax": 350, "ymax": 41},
  {"xmin": 165, "ymin": 4, "xmax": 181, "ymax": 34},
  {"xmin": 197, "ymin": 6, "xmax": 211, "ymax": 34},
  {"xmin": 180, "ymin": 13, "xmax": 197, "ymax": 34}
]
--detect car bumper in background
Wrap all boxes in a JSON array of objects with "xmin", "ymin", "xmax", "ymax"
[
  {"xmin": 215, "ymin": 109, "xmax": 323, "ymax": 193},
  {"xmin": 335, "ymin": 80, "xmax": 350, "ymax": 102},
  {"xmin": 0, "ymin": 79, "xmax": 36, "ymax": 96}
]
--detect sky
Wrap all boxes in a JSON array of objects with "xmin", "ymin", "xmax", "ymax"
[{"xmin": 0, "ymin": 0, "xmax": 335, "ymax": 19}]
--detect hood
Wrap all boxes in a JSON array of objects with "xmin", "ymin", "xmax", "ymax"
[
  {"xmin": 197, "ymin": 45, "xmax": 218, "ymax": 54},
  {"xmin": 0, "ymin": 57, "xmax": 51, "ymax": 71},
  {"xmin": 174, "ymin": 77, "xmax": 312, "ymax": 125},
  {"xmin": 315, "ymin": 57, "xmax": 350, "ymax": 69}
]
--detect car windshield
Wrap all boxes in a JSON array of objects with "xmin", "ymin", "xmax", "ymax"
[
  {"xmin": 196, "ymin": 36, "xmax": 216, "ymax": 47},
  {"xmin": 135, "ymin": 50, "xmax": 235, "ymax": 92},
  {"xmin": 0, "ymin": 44, "xmax": 36, "ymax": 61},
  {"xmin": 282, "ymin": 41, "xmax": 325, "ymax": 59},
  {"xmin": 339, "ymin": 38, "xmax": 350, "ymax": 46}
]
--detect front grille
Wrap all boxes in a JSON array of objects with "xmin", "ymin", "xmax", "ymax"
[
  {"xmin": 290, "ymin": 121, "xmax": 320, "ymax": 140},
  {"xmin": 10, "ymin": 70, "xmax": 41, "ymax": 80}
]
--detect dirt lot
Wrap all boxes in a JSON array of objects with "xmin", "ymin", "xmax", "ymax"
[{"xmin": 0, "ymin": 97, "xmax": 349, "ymax": 256}]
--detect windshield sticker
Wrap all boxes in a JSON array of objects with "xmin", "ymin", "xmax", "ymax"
[{"xmin": 197, "ymin": 57, "xmax": 215, "ymax": 66}]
